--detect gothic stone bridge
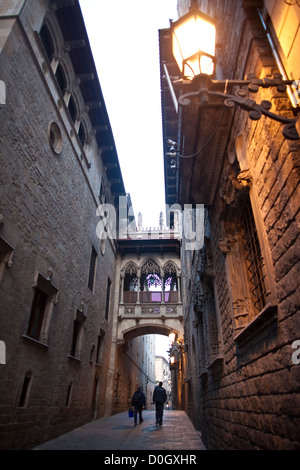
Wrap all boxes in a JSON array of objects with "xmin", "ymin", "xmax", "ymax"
[{"xmin": 115, "ymin": 234, "xmax": 184, "ymax": 345}]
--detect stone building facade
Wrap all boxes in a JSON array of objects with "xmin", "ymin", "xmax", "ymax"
[
  {"xmin": 0, "ymin": 0, "xmax": 130, "ymax": 450},
  {"xmin": 160, "ymin": 0, "xmax": 300, "ymax": 450}
]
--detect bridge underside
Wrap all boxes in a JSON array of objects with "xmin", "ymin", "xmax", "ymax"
[{"xmin": 120, "ymin": 319, "xmax": 184, "ymax": 343}]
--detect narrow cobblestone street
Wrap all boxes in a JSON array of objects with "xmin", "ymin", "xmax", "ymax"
[{"xmin": 33, "ymin": 410, "xmax": 206, "ymax": 451}]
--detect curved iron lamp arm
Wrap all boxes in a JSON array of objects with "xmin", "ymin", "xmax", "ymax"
[{"xmin": 178, "ymin": 76, "xmax": 299, "ymax": 140}]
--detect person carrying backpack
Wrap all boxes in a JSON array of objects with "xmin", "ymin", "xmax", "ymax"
[{"xmin": 131, "ymin": 386, "xmax": 146, "ymax": 425}]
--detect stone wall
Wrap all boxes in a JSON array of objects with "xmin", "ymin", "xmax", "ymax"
[
  {"xmin": 179, "ymin": 0, "xmax": 300, "ymax": 450},
  {"xmin": 0, "ymin": 4, "xmax": 119, "ymax": 449}
]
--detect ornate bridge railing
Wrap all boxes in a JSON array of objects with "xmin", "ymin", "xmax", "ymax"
[{"xmin": 123, "ymin": 291, "xmax": 178, "ymax": 304}]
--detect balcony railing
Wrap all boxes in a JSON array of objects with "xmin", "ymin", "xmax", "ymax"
[
  {"xmin": 123, "ymin": 291, "xmax": 138, "ymax": 304},
  {"xmin": 123, "ymin": 291, "xmax": 178, "ymax": 304}
]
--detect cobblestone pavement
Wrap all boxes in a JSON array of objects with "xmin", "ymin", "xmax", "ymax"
[{"xmin": 33, "ymin": 410, "xmax": 206, "ymax": 451}]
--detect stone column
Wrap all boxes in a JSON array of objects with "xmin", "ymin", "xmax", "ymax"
[
  {"xmin": 120, "ymin": 273, "xmax": 124, "ymax": 304},
  {"xmin": 51, "ymin": 56, "xmax": 59, "ymax": 75},
  {"xmin": 161, "ymin": 270, "xmax": 165, "ymax": 304},
  {"xmin": 137, "ymin": 268, "xmax": 141, "ymax": 304},
  {"xmin": 177, "ymin": 274, "xmax": 182, "ymax": 303}
]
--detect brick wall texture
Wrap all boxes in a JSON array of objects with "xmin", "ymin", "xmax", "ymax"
[
  {"xmin": 0, "ymin": 9, "xmax": 118, "ymax": 449},
  {"xmin": 179, "ymin": 0, "xmax": 300, "ymax": 450}
]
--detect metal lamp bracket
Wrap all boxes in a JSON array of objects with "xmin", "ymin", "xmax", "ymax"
[{"xmin": 178, "ymin": 74, "xmax": 299, "ymax": 140}]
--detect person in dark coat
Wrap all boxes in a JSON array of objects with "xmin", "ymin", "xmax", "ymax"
[
  {"xmin": 131, "ymin": 386, "xmax": 146, "ymax": 425},
  {"xmin": 153, "ymin": 381, "xmax": 167, "ymax": 425}
]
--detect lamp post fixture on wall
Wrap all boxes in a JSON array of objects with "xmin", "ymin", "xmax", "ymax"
[
  {"xmin": 172, "ymin": 9, "xmax": 217, "ymax": 79},
  {"xmin": 170, "ymin": 9, "xmax": 299, "ymax": 140}
]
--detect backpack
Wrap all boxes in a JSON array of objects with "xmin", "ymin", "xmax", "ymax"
[{"xmin": 133, "ymin": 391, "xmax": 141, "ymax": 403}]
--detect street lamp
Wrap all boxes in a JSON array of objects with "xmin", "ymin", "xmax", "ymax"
[
  {"xmin": 172, "ymin": 9, "xmax": 216, "ymax": 79},
  {"xmin": 169, "ymin": 355, "xmax": 179, "ymax": 371},
  {"xmin": 168, "ymin": 332, "xmax": 176, "ymax": 343},
  {"xmin": 170, "ymin": 9, "xmax": 299, "ymax": 140}
]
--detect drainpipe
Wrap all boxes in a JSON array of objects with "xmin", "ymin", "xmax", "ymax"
[
  {"xmin": 163, "ymin": 62, "xmax": 179, "ymax": 114},
  {"xmin": 257, "ymin": 8, "xmax": 299, "ymax": 108}
]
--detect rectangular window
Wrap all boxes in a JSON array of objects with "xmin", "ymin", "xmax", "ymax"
[
  {"xmin": 69, "ymin": 310, "xmax": 86, "ymax": 360},
  {"xmin": 65, "ymin": 382, "xmax": 73, "ymax": 407},
  {"xmin": 18, "ymin": 372, "xmax": 33, "ymax": 408},
  {"xmin": 27, "ymin": 288, "xmax": 48, "ymax": 340},
  {"xmin": 88, "ymin": 246, "xmax": 97, "ymax": 291},
  {"xmin": 242, "ymin": 200, "xmax": 267, "ymax": 314},
  {"xmin": 70, "ymin": 319, "xmax": 81, "ymax": 357},
  {"xmin": 25, "ymin": 273, "xmax": 58, "ymax": 344},
  {"xmin": 96, "ymin": 334, "xmax": 104, "ymax": 364},
  {"xmin": 105, "ymin": 278, "xmax": 112, "ymax": 320}
]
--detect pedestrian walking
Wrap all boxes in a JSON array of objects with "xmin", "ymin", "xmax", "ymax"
[
  {"xmin": 131, "ymin": 386, "xmax": 146, "ymax": 426},
  {"xmin": 153, "ymin": 381, "xmax": 167, "ymax": 426}
]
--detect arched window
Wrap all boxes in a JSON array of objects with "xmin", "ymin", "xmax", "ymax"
[
  {"xmin": 163, "ymin": 261, "xmax": 178, "ymax": 291},
  {"xmin": 163, "ymin": 261, "xmax": 178, "ymax": 303},
  {"xmin": 123, "ymin": 262, "xmax": 138, "ymax": 304},
  {"xmin": 140, "ymin": 259, "xmax": 161, "ymax": 292},
  {"xmin": 68, "ymin": 95, "xmax": 77, "ymax": 123},
  {"xmin": 55, "ymin": 63, "xmax": 67, "ymax": 96},
  {"xmin": 39, "ymin": 24, "xmax": 54, "ymax": 62},
  {"xmin": 78, "ymin": 122, "xmax": 86, "ymax": 147},
  {"xmin": 140, "ymin": 259, "xmax": 162, "ymax": 303}
]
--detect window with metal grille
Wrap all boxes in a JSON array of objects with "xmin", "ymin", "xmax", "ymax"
[
  {"xmin": 242, "ymin": 201, "xmax": 267, "ymax": 314},
  {"xmin": 88, "ymin": 246, "xmax": 97, "ymax": 291}
]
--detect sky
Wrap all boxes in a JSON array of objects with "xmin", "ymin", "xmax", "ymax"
[
  {"xmin": 79, "ymin": 0, "xmax": 178, "ymax": 360},
  {"xmin": 155, "ymin": 334, "xmax": 172, "ymax": 362},
  {"xmin": 79, "ymin": 0, "xmax": 178, "ymax": 229}
]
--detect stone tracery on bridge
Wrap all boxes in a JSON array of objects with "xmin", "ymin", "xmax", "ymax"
[
  {"xmin": 115, "ymin": 237, "xmax": 184, "ymax": 345},
  {"xmin": 121, "ymin": 258, "xmax": 181, "ymax": 306}
]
